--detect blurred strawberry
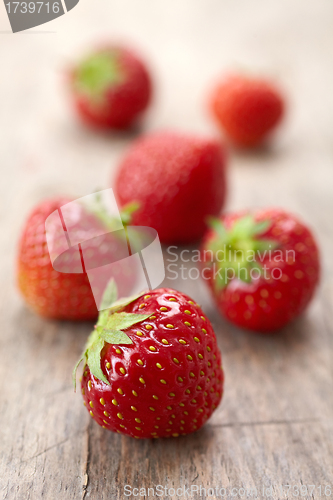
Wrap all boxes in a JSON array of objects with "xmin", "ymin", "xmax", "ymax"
[
  {"xmin": 17, "ymin": 197, "xmax": 138, "ymax": 320},
  {"xmin": 75, "ymin": 286, "xmax": 223, "ymax": 438},
  {"xmin": 115, "ymin": 131, "xmax": 227, "ymax": 244},
  {"xmin": 69, "ymin": 45, "xmax": 152, "ymax": 129},
  {"xmin": 201, "ymin": 208, "xmax": 320, "ymax": 332},
  {"xmin": 210, "ymin": 74, "xmax": 284, "ymax": 147}
]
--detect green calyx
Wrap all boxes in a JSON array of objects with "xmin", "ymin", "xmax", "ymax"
[
  {"xmin": 87, "ymin": 193, "xmax": 142, "ymax": 254},
  {"xmin": 75, "ymin": 50, "xmax": 124, "ymax": 99},
  {"xmin": 206, "ymin": 215, "xmax": 279, "ymax": 291},
  {"xmin": 119, "ymin": 201, "xmax": 140, "ymax": 226},
  {"xmin": 86, "ymin": 191, "xmax": 139, "ymax": 232},
  {"xmin": 72, "ymin": 280, "xmax": 150, "ymax": 389}
]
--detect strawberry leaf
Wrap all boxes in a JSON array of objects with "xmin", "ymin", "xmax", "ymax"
[
  {"xmin": 85, "ymin": 193, "xmax": 138, "ymax": 235},
  {"xmin": 100, "ymin": 278, "xmax": 118, "ymax": 311},
  {"xmin": 230, "ymin": 215, "xmax": 255, "ymax": 240},
  {"xmin": 83, "ymin": 312, "xmax": 150, "ymax": 385},
  {"xmin": 72, "ymin": 353, "xmax": 86, "ymax": 391},
  {"xmin": 250, "ymin": 220, "xmax": 270, "ymax": 236},
  {"xmin": 96, "ymin": 309, "xmax": 109, "ymax": 328},
  {"xmin": 87, "ymin": 337, "xmax": 109, "ymax": 384},
  {"xmin": 105, "ymin": 312, "xmax": 152, "ymax": 332},
  {"xmin": 207, "ymin": 214, "xmax": 281, "ymax": 293},
  {"xmin": 76, "ymin": 51, "xmax": 124, "ymax": 99},
  {"xmin": 73, "ymin": 272, "xmax": 153, "ymax": 388},
  {"xmin": 207, "ymin": 216, "xmax": 227, "ymax": 239},
  {"xmin": 73, "ymin": 289, "xmax": 152, "ymax": 388},
  {"xmin": 120, "ymin": 201, "xmax": 140, "ymax": 225},
  {"xmin": 215, "ymin": 270, "xmax": 227, "ymax": 291},
  {"xmin": 101, "ymin": 329, "xmax": 134, "ymax": 344},
  {"xmin": 253, "ymin": 239, "xmax": 279, "ymax": 252},
  {"xmin": 108, "ymin": 290, "xmax": 148, "ymax": 313}
]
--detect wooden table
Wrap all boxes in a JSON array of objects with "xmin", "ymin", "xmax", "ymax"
[{"xmin": 1, "ymin": 1, "xmax": 333, "ymax": 498}]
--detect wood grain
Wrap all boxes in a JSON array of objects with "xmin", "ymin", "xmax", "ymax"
[{"xmin": 0, "ymin": 0, "xmax": 333, "ymax": 499}]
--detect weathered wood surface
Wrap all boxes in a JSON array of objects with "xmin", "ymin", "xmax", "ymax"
[{"xmin": 1, "ymin": 0, "xmax": 333, "ymax": 499}]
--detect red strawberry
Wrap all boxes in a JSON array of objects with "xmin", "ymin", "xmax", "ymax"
[
  {"xmin": 201, "ymin": 209, "xmax": 320, "ymax": 332},
  {"xmin": 69, "ymin": 45, "xmax": 152, "ymax": 129},
  {"xmin": 17, "ymin": 197, "xmax": 138, "ymax": 320},
  {"xmin": 114, "ymin": 131, "xmax": 227, "ymax": 244},
  {"xmin": 75, "ymin": 286, "xmax": 224, "ymax": 438},
  {"xmin": 210, "ymin": 74, "xmax": 284, "ymax": 147}
]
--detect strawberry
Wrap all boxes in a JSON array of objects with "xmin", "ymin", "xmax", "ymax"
[
  {"xmin": 75, "ymin": 285, "xmax": 224, "ymax": 438},
  {"xmin": 210, "ymin": 74, "xmax": 284, "ymax": 147},
  {"xmin": 201, "ymin": 209, "xmax": 320, "ymax": 332},
  {"xmin": 17, "ymin": 196, "xmax": 138, "ymax": 320},
  {"xmin": 69, "ymin": 45, "xmax": 152, "ymax": 129},
  {"xmin": 114, "ymin": 131, "xmax": 227, "ymax": 244}
]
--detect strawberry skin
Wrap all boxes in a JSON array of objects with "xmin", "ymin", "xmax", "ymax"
[
  {"xmin": 114, "ymin": 131, "xmax": 227, "ymax": 244},
  {"xmin": 17, "ymin": 198, "xmax": 97, "ymax": 320},
  {"xmin": 211, "ymin": 74, "xmax": 284, "ymax": 147},
  {"xmin": 201, "ymin": 209, "xmax": 320, "ymax": 332},
  {"xmin": 70, "ymin": 45, "xmax": 152, "ymax": 129},
  {"xmin": 17, "ymin": 198, "xmax": 135, "ymax": 320},
  {"xmin": 80, "ymin": 288, "xmax": 223, "ymax": 438}
]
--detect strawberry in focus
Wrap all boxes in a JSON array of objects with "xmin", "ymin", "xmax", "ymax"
[
  {"xmin": 201, "ymin": 209, "xmax": 320, "ymax": 332},
  {"xmin": 69, "ymin": 45, "xmax": 152, "ymax": 129},
  {"xmin": 210, "ymin": 74, "xmax": 284, "ymax": 147},
  {"xmin": 76, "ymin": 287, "xmax": 223, "ymax": 438},
  {"xmin": 115, "ymin": 131, "xmax": 227, "ymax": 244},
  {"xmin": 17, "ymin": 197, "xmax": 137, "ymax": 320}
]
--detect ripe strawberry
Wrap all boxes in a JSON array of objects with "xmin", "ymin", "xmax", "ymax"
[
  {"xmin": 114, "ymin": 131, "xmax": 227, "ymax": 244},
  {"xmin": 69, "ymin": 45, "xmax": 152, "ymax": 129},
  {"xmin": 75, "ymin": 286, "xmax": 224, "ymax": 438},
  {"xmin": 17, "ymin": 197, "xmax": 137, "ymax": 320},
  {"xmin": 201, "ymin": 209, "xmax": 320, "ymax": 332},
  {"xmin": 210, "ymin": 74, "xmax": 284, "ymax": 147}
]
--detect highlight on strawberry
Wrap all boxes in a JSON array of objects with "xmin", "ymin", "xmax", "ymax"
[
  {"xmin": 114, "ymin": 131, "xmax": 227, "ymax": 244},
  {"xmin": 200, "ymin": 208, "xmax": 320, "ymax": 332},
  {"xmin": 69, "ymin": 45, "xmax": 152, "ymax": 129},
  {"xmin": 74, "ymin": 282, "xmax": 224, "ymax": 439}
]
